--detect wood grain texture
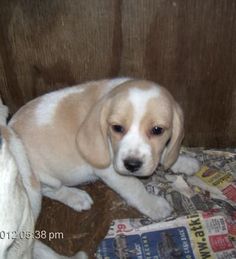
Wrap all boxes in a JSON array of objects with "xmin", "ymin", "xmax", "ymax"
[{"xmin": 0, "ymin": 0, "xmax": 235, "ymax": 147}]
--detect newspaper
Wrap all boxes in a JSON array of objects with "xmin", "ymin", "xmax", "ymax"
[
  {"xmin": 96, "ymin": 212, "xmax": 236, "ymax": 258},
  {"xmin": 96, "ymin": 148, "xmax": 236, "ymax": 258},
  {"xmin": 145, "ymin": 148, "xmax": 236, "ymax": 219}
]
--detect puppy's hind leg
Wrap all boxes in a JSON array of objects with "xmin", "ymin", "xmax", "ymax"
[
  {"xmin": 42, "ymin": 185, "xmax": 93, "ymax": 212},
  {"xmin": 33, "ymin": 240, "xmax": 88, "ymax": 259}
]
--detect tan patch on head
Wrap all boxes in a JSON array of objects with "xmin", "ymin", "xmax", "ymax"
[
  {"xmin": 135, "ymin": 93, "xmax": 173, "ymax": 168},
  {"xmin": 107, "ymin": 79, "xmax": 158, "ymax": 97},
  {"xmin": 107, "ymin": 93, "xmax": 134, "ymax": 151},
  {"xmin": 141, "ymin": 96, "xmax": 172, "ymax": 131}
]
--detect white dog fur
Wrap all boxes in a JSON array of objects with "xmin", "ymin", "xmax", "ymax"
[
  {"xmin": 0, "ymin": 99, "xmax": 87, "ymax": 258},
  {"xmin": 10, "ymin": 78, "xmax": 199, "ymax": 221}
]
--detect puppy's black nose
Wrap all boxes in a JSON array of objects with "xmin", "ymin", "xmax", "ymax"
[{"xmin": 124, "ymin": 158, "xmax": 143, "ymax": 172}]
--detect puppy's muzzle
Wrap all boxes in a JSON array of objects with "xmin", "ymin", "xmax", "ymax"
[{"xmin": 123, "ymin": 158, "xmax": 143, "ymax": 173}]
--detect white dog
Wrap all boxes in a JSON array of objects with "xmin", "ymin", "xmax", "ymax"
[
  {"xmin": 10, "ymin": 78, "xmax": 199, "ymax": 221},
  {"xmin": 0, "ymin": 99, "xmax": 87, "ymax": 258}
]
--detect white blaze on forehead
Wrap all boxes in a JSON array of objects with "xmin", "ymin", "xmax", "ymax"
[
  {"xmin": 35, "ymin": 86, "xmax": 84, "ymax": 126},
  {"xmin": 117, "ymin": 87, "xmax": 160, "ymax": 159},
  {"xmin": 128, "ymin": 87, "xmax": 160, "ymax": 124},
  {"xmin": 115, "ymin": 86, "xmax": 160, "ymax": 173}
]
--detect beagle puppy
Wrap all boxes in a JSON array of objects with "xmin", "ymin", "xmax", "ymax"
[
  {"xmin": 10, "ymin": 78, "xmax": 199, "ymax": 220},
  {"xmin": 0, "ymin": 100, "xmax": 87, "ymax": 258}
]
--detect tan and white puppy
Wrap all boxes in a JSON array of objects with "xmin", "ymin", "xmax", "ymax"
[
  {"xmin": 10, "ymin": 78, "xmax": 199, "ymax": 220},
  {"xmin": 0, "ymin": 100, "xmax": 87, "ymax": 258}
]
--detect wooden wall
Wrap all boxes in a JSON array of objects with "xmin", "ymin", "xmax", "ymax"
[{"xmin": 0, "ymin": 0, "xmax": 235, "ymax": 147}]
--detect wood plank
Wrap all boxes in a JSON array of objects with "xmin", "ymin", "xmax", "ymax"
[{"xmin": 0, "ymin": 0, "xmax": 235, "ymax": 146}]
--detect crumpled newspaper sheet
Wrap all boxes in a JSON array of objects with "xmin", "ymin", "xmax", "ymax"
[
  {"xmin": 146, "ymin": 148, "xmax": 236, "ymax": 218},
  {"xmin": 96, "ymin": 147, "xmax": 236, "ymax": 258}
]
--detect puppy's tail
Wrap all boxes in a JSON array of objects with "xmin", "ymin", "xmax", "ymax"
[{"xmin": 0, "ymin": 97, "xmax": 8, "ymax": 126}]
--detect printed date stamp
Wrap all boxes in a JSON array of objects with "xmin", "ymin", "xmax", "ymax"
[{"xmin": 0, "ymin": 230, "xmax": 64, "ymax": 241}]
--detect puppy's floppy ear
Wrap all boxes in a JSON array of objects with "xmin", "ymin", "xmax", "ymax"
[
  {"xmin": 161, "ymin": 102, "xmax": 184, "ymax": 169},
  {"xmin": 76, "ymin": 98, "xmax": 111, "ymax": 169}
]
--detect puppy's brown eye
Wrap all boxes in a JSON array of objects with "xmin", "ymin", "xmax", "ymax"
[
  {"xmin": 112, "ymin": 125, "xmax": 125, "ymax": 134},
  {"xmin": 151, "ymin": 126, "xmax": 164, "ymax": 136}
]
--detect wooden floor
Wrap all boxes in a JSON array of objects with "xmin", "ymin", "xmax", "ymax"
[{"xmin": 36, "ymin": 181, "xmax": 142, "ymax": 258}]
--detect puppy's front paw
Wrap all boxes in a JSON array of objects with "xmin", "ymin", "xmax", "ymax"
[
  {"xmin": 171, "ymin": 154, "xmax": 200, "ymax": 176},
  {"xmin": 67, "ymin": 188, "xmax": 94, "ymax": 212},
  {"xmin": 141, "ymin": 194, "xmax": 173, "ymax": 221},
  {"xmin": 43, "ymin": 185, "xmax": 94, "ymax": 212}
]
